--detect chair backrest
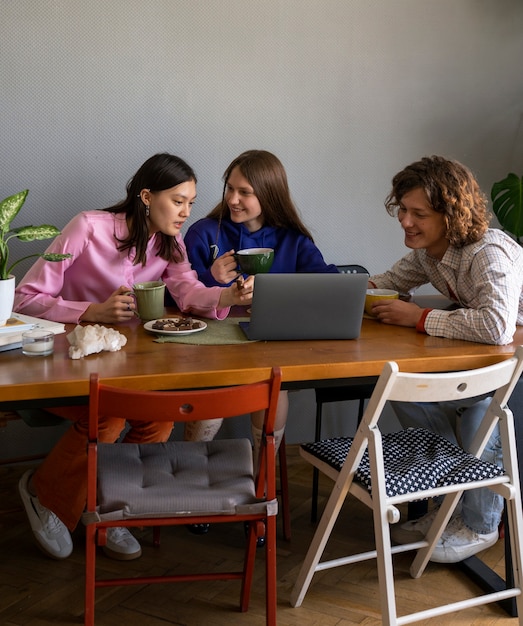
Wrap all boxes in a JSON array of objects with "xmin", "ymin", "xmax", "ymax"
[
  {"xmin": 89, "ymin": 368, "xmax": 282, "ymax": 436},
  {"xmin": 368, "ymin": 349, "xmax": 523, "ymax": 416},
  {"xmin": 88, "ymin": 368, "xmax": 282, "ymax": 499},
  {"xmin": 358, "ymin": 347, "xmax": 523, "ymax": 460},
  {"xmin": 337, "ymin": 264, "xmax": 369, "ymax": 275}
]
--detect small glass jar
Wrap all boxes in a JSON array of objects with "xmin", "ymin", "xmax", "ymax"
[{"xmin": 22, "ymin": 329, "xmax": 54, "ymax": 356}]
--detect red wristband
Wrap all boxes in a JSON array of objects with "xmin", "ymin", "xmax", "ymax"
[{"xmin": 416, "ymin": 308, "xmax": 432, "ymax": 333}]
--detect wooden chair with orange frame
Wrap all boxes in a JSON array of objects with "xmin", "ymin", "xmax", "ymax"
[{"xmin": 84, "ymin": 367, "xmax": 282, "ymax": 626}]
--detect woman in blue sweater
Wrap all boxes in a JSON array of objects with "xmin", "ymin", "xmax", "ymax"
[
  {"xmin": 184, "ymin": 149, "xmax": 337, "ymax": 286},
  {"xmin": 184, "ymin": 150, "xmax": 337, "ymax": 537}
]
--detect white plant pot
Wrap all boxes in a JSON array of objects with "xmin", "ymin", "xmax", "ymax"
[{"xmin": 0, "ymin": 275, "xmax": 16, "ymax": 326}]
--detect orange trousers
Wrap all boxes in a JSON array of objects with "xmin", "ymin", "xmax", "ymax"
[{"xmin": 32, "ymin": 406, "xmax": 173, "ymax": 531}]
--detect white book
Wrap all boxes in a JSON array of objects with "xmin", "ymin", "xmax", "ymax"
[
  {"xmin": 0, "ymin": 340, "xmax": 23, "ymax": 352},
  {"xmin": 0, "ymin": 313, "xmax": 65, "ymax": 352},
  {"xmin": 0, "ymin": 316, "xmax": 34, "ymax": 334}
]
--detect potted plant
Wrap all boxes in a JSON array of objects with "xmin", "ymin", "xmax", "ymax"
[
  {"xmin": 0, "ymin": 189, "xmax": 72, "ymax": 325},
  {"xmin": 491, "ymin": 173, "xmax": 523, "ymax": 245}
]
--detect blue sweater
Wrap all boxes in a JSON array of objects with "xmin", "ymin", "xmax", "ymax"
[{"xmin": 184, "ymin": 216, "xmax": 338, "ymax": 287}]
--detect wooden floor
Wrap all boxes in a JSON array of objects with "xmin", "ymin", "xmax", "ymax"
[{"xmin": 0, "ymin": 446, "xmax": 518, "ymax": 625}]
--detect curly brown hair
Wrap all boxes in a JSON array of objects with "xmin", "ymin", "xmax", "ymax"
[{"xmin": 384, "ymin": 155, "xmax": 491, "ymax": 247}]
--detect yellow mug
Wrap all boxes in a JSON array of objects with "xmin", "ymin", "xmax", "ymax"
[{"xmin": 365, "ymin": 289, "xmax": 399, "ymax": 317}]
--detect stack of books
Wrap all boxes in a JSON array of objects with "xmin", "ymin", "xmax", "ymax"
[{"xmin": 0, "ymin": 313, "xmax": 65, "ymax": 352}]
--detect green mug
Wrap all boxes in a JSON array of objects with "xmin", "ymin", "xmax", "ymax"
[
  {"xmin": 234, "ymin": 248, "xmax": 274, "ymax": 275},
  {"xmin": 131, "ymin": 281, "xmax": 165, "ymax": 320}
]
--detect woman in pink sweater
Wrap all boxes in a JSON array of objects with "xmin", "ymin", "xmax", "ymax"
[{"xmin": 15, "ymin": 153, "xmax": 253, "ymax": 562}]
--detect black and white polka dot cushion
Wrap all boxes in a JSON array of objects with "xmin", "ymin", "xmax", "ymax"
[{"xmin": 302, "ymin": 428, "xmax": 505, "ymax": 497}]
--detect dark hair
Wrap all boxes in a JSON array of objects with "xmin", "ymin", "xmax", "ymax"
[
  {"xmin": 384, "ymin": 155, "xmax": 490, "ymax": 247},
  {"xmin": 207, "ymin": 150, "xmax": 314, "ymax": 240},
  {"xmin": 105, "ymin": 153, "xmax": 197, "ymax": 265}
]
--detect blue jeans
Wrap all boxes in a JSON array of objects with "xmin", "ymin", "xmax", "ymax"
[{"xmin": 391, "ymin": 396, "xmax": 503, "ymax": 534}]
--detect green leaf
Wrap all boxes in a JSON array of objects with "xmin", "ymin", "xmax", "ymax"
[
  {"xmin": 0, "ymin": 190, "xmax": 29, "ymax": 231},
  {"xmin": 11, "ymin": 224, "xmax": 62, "ymax": 241},
  {"xmin": 491, "ymin": 173, "xmax": 523, "ymax": 239},
  {"xmin": 6, "ymin": 252, "xmax": 73, "ymax": 277},
  {"xmin": 41, "ymin": 253, "xmax": 73, "ymax": 262},
  {"xmin": 0, "ymin": 189, "xmax": 72, "ymax": 279}
]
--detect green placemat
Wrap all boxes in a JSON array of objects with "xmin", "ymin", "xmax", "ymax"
[{"xmin": 153, "ymin": 316, "xmax": 254, "ymax": 345}]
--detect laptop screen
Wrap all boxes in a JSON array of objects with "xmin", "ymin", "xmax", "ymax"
[{"xmin": 240, "ymin": 273, "xmax": 368, "ymax": 340}]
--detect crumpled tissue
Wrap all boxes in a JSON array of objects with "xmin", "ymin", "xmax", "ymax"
[{"xmin": 67, "ymin": 324, "xmax": 127, "ymax": 359}]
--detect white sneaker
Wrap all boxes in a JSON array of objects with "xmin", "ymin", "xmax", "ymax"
[
  {"xmin": 18, "ymin": 470, "xmax": 73, "ymax": 560},
  {"xmin": 102, "ymin": 527, "xmax": 142, "ymax": 560},
  {"xmin": 430, "ymin": 515, "xmax": 499, "ymax": 563},
  {"xmin": 391, "ymin": 508, "xmax": 441, "ymax": 544}
]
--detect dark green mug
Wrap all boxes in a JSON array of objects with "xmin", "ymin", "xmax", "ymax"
[{"xmin": 234, "ymin": 248, "xmax": 274, "ymax": 275}]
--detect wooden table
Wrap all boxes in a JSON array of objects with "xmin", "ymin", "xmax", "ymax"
[
  {"xmin": 1, "ymin": 311, "xmax": 522, "ymax": 615},
  {"xmin": 1, "ymin": 311, "xmax": 522, "ymax": 407}
]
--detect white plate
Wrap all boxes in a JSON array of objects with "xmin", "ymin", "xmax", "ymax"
[{"xmin": 144, "ymin": 318, "xmax": 207, "ymax": 336}]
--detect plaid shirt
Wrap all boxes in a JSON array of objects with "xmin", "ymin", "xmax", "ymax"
[{"xmin": 370, "ymin": 228, "xmax": 523, "ymax": 345}]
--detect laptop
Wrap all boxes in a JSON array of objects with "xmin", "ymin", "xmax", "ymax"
[{"xmin": 239, "ymin": 272, "xmax": 368, "ymax": 340}]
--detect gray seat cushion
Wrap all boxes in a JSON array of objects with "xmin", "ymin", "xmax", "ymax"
[
  {"xmin": 302, "ymin": 428, "xmax": 505, "ymax": 498},
  {"xmin": 94, "ymin": 438, "xmax": 270, "ymax": 521}
]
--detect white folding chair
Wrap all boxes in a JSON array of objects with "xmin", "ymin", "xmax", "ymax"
[{"xmin": 290, "ymin": 346, "xmax": 523, "ymax": 625}]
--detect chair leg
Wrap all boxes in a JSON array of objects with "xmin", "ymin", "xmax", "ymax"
[
  {"xmin": 372, "ymin": 508, "xmax": 400, "ymax": 625},
  {"xmin": 290, "ymin": 469, "xmax": 352, "ymax": 608},
  {"xmin": 265, "ymin": 514, "xmax": 278, "ymax": 626},
  {"xmin": 410, "ymin": 491, "xmax": 463, "ymax": 578},
  {"xmin": 357, "ymin": 397, "xmax": 365, "ymax": 423},
  {"xmin": 311, "ymin": 469, "xmax": 320, "ymax": 523},
  {"xmin": 499, "ymin": 404, "xmax": 523, "ymax": 619},
  {"xmin": 311, "ymin": 396, "xmax": 367, "ymax": 523},
  {"xmin": 241, "ymin": 518, "xmax": 276, "ymax": 623},
  {"xmin": 501, "ymin": 504, "xmax": 518, "ymax": 617},
  {"xmin": 311, "ymin": 402, "xmax": 323, "ymax": 522},
  {"xmin": 84, "ymin": 524, "xmax": 96, "ymax": 626},
  {"xmin": 240, "ymin": 521, "xmax": 259, "ymax": 612},
  {"xmin": 505, "ymin": 493, "xmax": 523, "ymax": 619},
  {"xmin": 278, "ymin": 436, "xmax": 291, "ymax": 541}
]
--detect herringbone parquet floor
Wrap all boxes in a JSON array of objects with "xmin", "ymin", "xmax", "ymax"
[{"xmin": 0, "ymin": 447, "xmax": 517, "ymax": 625}]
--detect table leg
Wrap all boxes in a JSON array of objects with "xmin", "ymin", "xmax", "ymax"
[{"xmin": 456, "ymin": 377, "xmax": 523, "ymax": 617}]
